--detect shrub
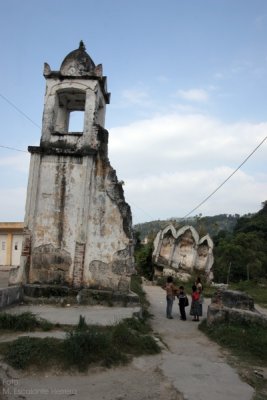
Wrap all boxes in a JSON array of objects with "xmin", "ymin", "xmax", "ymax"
[
  {"xmin": 77, "ymin": 315, "xmax": 87, "ymax": 331},
  {"xmin": 38, "ymin": 318, "xmax": 53, "ymax": 331},
  {"xmin": 64, "ymin": 328, "xmax": 124, "ymax": 370},
  {"xmin": 130, "ymin": 275, "xmax": 147, "ymax": 307},
  {"xmin": 199, "ymin": 319, "xmax": 267, "ymax": 364},
  {"xmin": 229, "ymin": 280, "xmax": 267, "ymax": 306},
  {"xmin": 112, "ymin": 319, "xmax": 160, "ymax": 355},
  {"xmin": 0, "ymin": 312, "xmax": 54, "ymax": 332},
  {"xmin": 112, "ymin": 321, "xmax": 139, "ymax": 349},
  {"xmin": 122, "ymin": 317, "xmax": 150, "ymax": 334},
  {"xmin": 0, "ymin": 312, "xmax": 39, "ymax": 331},
  {"xmin": 4, "ymin": 337, "xmax": 63, "ymax": 369}
]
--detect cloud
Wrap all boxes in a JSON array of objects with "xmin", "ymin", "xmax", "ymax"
[
  {"xmin": 109, "ymin": 113, "xmax": 267, "ymax": 223},
  {"xmin": 0, "ymin": 153, "xmax": 30, "ymax": 173},
  {"xmin": 0, "ymin": 187, "xmax": 27, "ymax": 221},
  {"xmin": 1, "ymin": 113, "xmax": 266, "ymax": 225},
  {"xmin": 110, "ymin": 114, "xmax": 266, "ymax": 172},
  {"xmin": 124, "ymin": 168, "xmax": 266, "ymax": 222},
  {"xmin": 176, "ymin": 89, "xmax": 209, "ymax": 102},
  {"xmin": 121, "ymin": 88, "xmax": 152, "ymax": 107},
  {"xmin": 0, "ymin": 153, "xmax": 29, "ymax": 221}
]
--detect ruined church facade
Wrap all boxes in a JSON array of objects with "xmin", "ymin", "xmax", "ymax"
[
  {"xmin": 12, "ymin": 42, "xmax": 134, "ymax": 292},
  {"xmin": 152, "ymin": 225, "xmax": 214, "ymax": 281}
]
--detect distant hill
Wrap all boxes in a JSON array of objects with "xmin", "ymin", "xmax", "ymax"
[
  {"xmin": 134, "ymin": 214, "xmax": 241, "ymax": 241},
  {"xmin": 134, "ymin": 201, "xmax": 267, "ymax": 283}
]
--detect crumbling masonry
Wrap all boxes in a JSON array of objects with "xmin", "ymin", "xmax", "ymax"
[
  {"xmin": 11, "ymin": 42, "xmax": 135, "ymax": 292},
  {"xmin": 152, "ymin": 225, "xmax": 214, "ymax": 281}
]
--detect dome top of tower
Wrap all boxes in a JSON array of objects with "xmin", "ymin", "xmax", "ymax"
[{"xmin": 60, "ymin": 41, "xmax": 96, "ymax": 76}]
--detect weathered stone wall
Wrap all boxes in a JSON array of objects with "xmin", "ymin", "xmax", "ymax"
[
  {"xmin": 207, "ymin": 289, "xmax": 267, "ymax": 328},
  {"xmin": 22, "ymin": 131, "xmax": 134, "ymax": 290},
  {"xmin": 152, "ymin": 224, "xmax": 214, "ymax": 281},
  {"xmin": 9, "ymin": 43, "xmax": 134, "ymax": 292},
  {"xmin": 0, "ymin": 286, "xmax": 23, "ymax": 310}
]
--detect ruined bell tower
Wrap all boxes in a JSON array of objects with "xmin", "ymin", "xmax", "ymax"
[{"xmin": 14, "ymin": 42, "xmax": 134, "ymax": 292}]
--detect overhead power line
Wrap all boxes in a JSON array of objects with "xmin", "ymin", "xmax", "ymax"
[
  {"xmin": 0, "ymin": 92, "xmax": 41, "ymax": 129},
  {"xmin": 0, "ymin": 145, "xmax": 28, "ymax": 153},
  {"xmin": 130, "ymin": 201, "xmax": 155, "ymax": 221},
  {"xmin": 183, "ymin": 134, "xmax": 267, "ymax": 218},
  {"xmin": 0, "ymin": 91, "xmax": 266, "ymax": 221}
]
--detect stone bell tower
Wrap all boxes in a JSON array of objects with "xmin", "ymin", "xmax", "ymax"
[{"xmin": 13, "ymin": 41, "xmax": 134, "ymax": 292}]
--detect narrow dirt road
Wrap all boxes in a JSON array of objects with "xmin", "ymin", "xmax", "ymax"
[
  {"xmin": 144, "ymin": 284, "xmax": 254, "ymax": 400},
  {"xmin": 0, "ymin": 284, "xmax": 254, "ymax": 400}
]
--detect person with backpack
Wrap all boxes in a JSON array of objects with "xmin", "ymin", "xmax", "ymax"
[{"xmin": 178, "ymin": 285, "xmax": 188, "ymax": 321}]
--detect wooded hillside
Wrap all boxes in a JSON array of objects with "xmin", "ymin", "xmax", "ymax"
[
  {"xmin": 134, "ymin": 213, "xmax": 239, "ymax": 241},
  {"xmin": 213, "ymin": 201, "xmax": 267, "ymax": 282},
  {"xmin": 134, "ymin": 201, "xmax": 267, "ymax": 283}
]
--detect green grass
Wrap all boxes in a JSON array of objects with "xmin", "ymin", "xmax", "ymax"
[
  {"xmin": 130, "ymin": 274, "xmax": 148, "ymax": 306},
  {"xmin": 64, "ymin": 327, "xmax": 124, "ymax": 370},
  {"xmin": 229, "ymin": 280, "xmax": 267, "ymax": 307},
  {"xmin": 0, "ymin": 314, "xmax": 160, "ymax": 371},
  {"xmin": 2, "ymin": 336, "xmax": 64, "ymax": 370},
  {"xmin": 130, "ymin": 274, "xmax": 154, "ymax": 321},
  {"xmin": 199, "ymin": 318, "xmax": 267, "ymax": 399},
  {"xmin": 199, "ymin": 319, "xmax": 267, "ymax": 365},
  {"xmin": 0, "ymin": 276, "xmax": 160, "ymax": 371},
  {"xmin": 112, "ymin": 319, "xmax": 159, "ymax": 354},
  {"xmin": 0, "ymin": 312, "xmax": 53, "ymax": 332}
]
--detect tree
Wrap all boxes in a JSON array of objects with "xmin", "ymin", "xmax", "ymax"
[
  {"xmin": 213, "ymin": 200, "xmax": 267, "ymax": 282},
  {"xmin": 134, "ymin": 240, "xmax": 154, "ymax": 280}
]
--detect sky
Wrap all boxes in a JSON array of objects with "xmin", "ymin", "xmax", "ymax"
[{"xmin": 0, "ymin": 0, "xmax": 267, "ymax": 224}]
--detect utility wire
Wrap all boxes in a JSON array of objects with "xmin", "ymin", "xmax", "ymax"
[
  {"xmin": 0, "ymin": 145, "xmax": 28, "ymax": 153},
  {"xmin": 1, "ymin": 134, "xmax": 266, "ymax": 220},
  {"xmin": 0, "ymin": 92, "xmax": 39, "ymax": 154},
  {"xmin": 183, "ymin": 134, "xmax": 267, "ymax": 218},
  {"xmin": 0, "ymin": 93, "xmax": 41, "ymax": 129},
  {"xmin": 1, "ymin": 91, "xmax": 266, "ymax": 221},
  {"xmin": 130, "ymin": 201, "xmax": 155, "ymax": 221}
]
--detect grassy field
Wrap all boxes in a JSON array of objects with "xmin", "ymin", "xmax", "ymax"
[
  {"xmin": 198, "ymin": 279, "xmax": 267, "ymax": 399},
  {"xmin": 0, "ymin": 311, "xmax": 53, "ymax": 331},
  {"xmin": 0, "ymin": 316, "xmax": 160, "ymax": 371},
  {"xmin": 199, "ymin": 318, "xmax": 267, "ymax": 400},
  {"xmin": 228, "ymin": 280, "xmax": 267, "ymax": 308},
  {"xmin": 0, "ymin": 275, "xmax": 160, "ymax": 371},
  {"xmin": 199, "ymin": 319, "xmax": 267, "ymax": 365}
]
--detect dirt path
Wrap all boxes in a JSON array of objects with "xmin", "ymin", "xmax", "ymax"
[
  {"xmin": 0, "ymin": 285, "xmax": 255, "ymax": 400},
  {"xmin": 145, "ymin": 285, "xmax": 254, "ymax": 400}
]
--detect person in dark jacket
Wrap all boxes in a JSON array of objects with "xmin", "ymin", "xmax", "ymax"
[{"xmin": 178, "ymin": 285, "xmax": 187, "ymax": 321}]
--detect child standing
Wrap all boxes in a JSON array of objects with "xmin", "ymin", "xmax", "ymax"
[
  {"xmin": 195, "ymin": 276, "xmax": 204, "ymax": 316},
  {"xmin": 190, "ymin": 284, "xmax": 201, "ymax": 321},
  {"xmin": 178, "ymin": 285, "xmax": 187, "ymax": 321}
]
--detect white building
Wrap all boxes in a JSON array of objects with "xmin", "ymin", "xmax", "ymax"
[{"xmin": 0, "ymin": 223, "xmax": 23, "ymax": 267}]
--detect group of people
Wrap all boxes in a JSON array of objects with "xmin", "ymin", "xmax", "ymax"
[{"xmin": 163, "ymin": 276, "xmax": 203, "ymax": 321}]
